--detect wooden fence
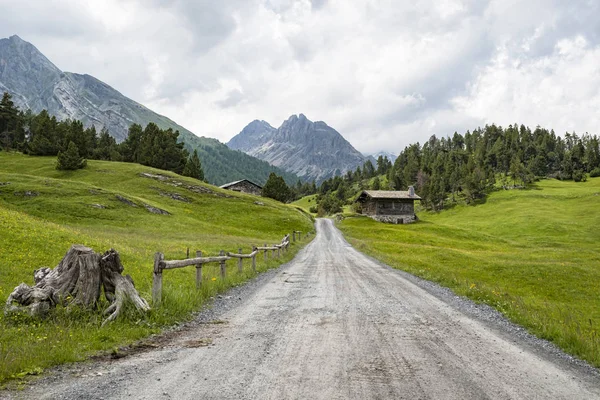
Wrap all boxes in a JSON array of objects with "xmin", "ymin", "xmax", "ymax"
[{"xmin": 152, "ymin": 232, "xmax": 310, "ymax": 305}]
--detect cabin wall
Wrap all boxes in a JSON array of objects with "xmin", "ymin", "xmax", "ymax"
[
  {"xmin": 362, "ymin": 199, "xmax": 378, "ymax": 215},
  {"xmin": 374, "ymin": 199, "xmax": 414, "ymax": 216},
  {"xmin": 361, "ymin": 198, "xmax": 417, "ymax": 224}
]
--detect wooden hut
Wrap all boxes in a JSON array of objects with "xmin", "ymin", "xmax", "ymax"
[
  {"xmin": 219, "ymin": 179, "xmax": 263, "ymax": 196},
  {"xmin": 355, "ymin": 186, "xmax": 421, "ymax": 224}
]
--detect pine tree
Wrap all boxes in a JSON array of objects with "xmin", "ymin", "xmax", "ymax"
[
  {"xmin": 93, "ymin": 128, "xmax": 118, "ymax": 161},
  {"xmin": 0, "ymin": 92, "xmax": 22, "ymax": 150},
  {"xmin": 56, "ymin": 141, "xmax": 87, "ymax": 170},
  {"xmin": 372, "ymin": 176, "xmax": 381, "ymax": 190},
  {"xmin": 262, "ymin": 172, "xmax": 291, "ymax": 202},
  {"xmin": 363, "ymin": 160, "xmax": 375, "ymax": 178},
  {"xmin": 182, "ymin": 149, "xmax": 204, "ymax": 181}
]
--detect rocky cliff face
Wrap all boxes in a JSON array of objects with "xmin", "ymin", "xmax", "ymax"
[
  {"xmin": 228, "ymin": 114, "xmax": 367, "ymax": 182},
  {"xmin": 0, "ymin": 35, "xmax": 189, "ymax": 142},
  {"xmin": 0, "ymin": 35, "xmax": 299, "ymax": 186},
  {"xmin": 227, "ymin": 120, "xmax": 277, "ymax": 152}
]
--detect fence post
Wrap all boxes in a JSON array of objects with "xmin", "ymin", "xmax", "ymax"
[
  {"xmin": 219, "ymin": 250, "xmax": 226, "ymax": 279},
  {"xmin": 186, "ymin": 247, "xmax": 190, "ymax": 259},
  {"xmin": 272, "ymin": 245, "xmax": 276, "ymax": 258},
  {"xmin": 195, "ymin": 250, "xmax": 202, "ymax": 289},
  {"xmin": 277, "ymin": 245, "xmax": 281, "ymax": 258},
  {"xmin": 293, "ymin": 231, "xmax": 296, "ymax": 242},
  {"xmin": 238, "ymin": 248, "xmax": 243, "ymax": 272},
  {"xmin": 264, "ymin": 243, "xmax": 268, "ymax": 261},
  {"xmin": 252, "ymin": 246, "xmax": 257, "ymax": 272},
  {"xmin": 152, "ymin": 252, "xmax": 164, "ymax": 305}
]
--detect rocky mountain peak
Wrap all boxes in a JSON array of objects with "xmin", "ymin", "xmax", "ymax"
[{"xmin": 227, "ymin": 114, "xmax": 366, "ymax": 182}]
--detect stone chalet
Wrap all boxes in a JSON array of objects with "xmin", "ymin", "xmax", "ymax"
[
  {"xmin": 355, "ymin": 186, "xmax": 421, "ymax": 224},
  {"xmin": 219, "ymin": 179, "xmax": 263, "ymax": 196}
]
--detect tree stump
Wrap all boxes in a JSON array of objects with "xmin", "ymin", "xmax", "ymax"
[{"xmin": 4, "ymin": 245, "xmax": 150, "ymax": 326}]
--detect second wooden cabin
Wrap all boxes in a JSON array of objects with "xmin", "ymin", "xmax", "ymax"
[{"xmin": 355, "ymin": 186, "xmax": 421, "ymax": 224}]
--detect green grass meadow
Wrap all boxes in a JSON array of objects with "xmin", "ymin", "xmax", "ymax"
[
  {"xmin": 291, "ymin": 194, "xmax": 317, "ymax": 214},
  {"xmin": 338, "ymin": 178, "xmax": 600, "ymax": 367},
  {"xmin": 0, "ymin": 152, "xmax": 314, "ymax": 383}
]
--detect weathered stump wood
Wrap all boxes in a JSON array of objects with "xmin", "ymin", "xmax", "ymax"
[
  {"xmin": 100, "ymin": 249, "xmax": 150, "ymax": 327},
  {"xmin": 5, "ymin": 245, "xmax": 150, "ymax": 326}
]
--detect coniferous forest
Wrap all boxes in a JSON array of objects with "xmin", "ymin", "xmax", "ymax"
[
  {"xmin": 316, "ymin": 125, "xmax": 600, "ymax": 213},
  {"xmin": 0, "ymin": 92, "xmax": 201, "ymax": 178}
]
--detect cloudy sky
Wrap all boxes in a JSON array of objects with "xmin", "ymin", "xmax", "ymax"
[{"xmin": 1, "ymin": 0, "xmax": 599, "ymax": 154}]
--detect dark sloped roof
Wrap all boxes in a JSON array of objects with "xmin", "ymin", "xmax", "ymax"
[
  {"xmin": 219, "ymin": 179, "xmax": 262, "ymax": 189},
  {"xmin": 356, "ymin": 190, "xmax": 421, "ymax": 201}
]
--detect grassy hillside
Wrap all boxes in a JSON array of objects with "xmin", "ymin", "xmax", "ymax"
[
  {"xmin": 338, "ymin": 178, "xmax": 600, "ymax": 367},
  {"xmin": 291, "ymin": 194, "xmax": 317, "ymax": 213},
  {"xmin": 0, "ymin": 152, "xmax": 313, "ymax": 383}
]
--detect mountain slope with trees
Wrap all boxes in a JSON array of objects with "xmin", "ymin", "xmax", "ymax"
[
  {"xmin": 310, "ymin": 124, "xmax": 599, "ymax": 215},
  {"xmin": 0, "ymin": 35, "xmax": 297, "ymax": 186},
  {"xmin": 389, "ymin": 124, "xmax": 599, "ymax": 210}
]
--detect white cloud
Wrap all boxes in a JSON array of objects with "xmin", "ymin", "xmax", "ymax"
[
  {"xmin": 453, "ymin": 35, "xmax": 600, "ymax": 136},
  {"xmin": 1, "ymin": 0, "xmax": 600, "ymax": 155}
]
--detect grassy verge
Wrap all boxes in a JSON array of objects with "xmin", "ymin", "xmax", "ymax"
[
  {"xmin": 0, "ymin": 152, "xmax": 313, "ymax": 384},
  {"xmin": 338, "ymin": 178, "xmax": 600, "ymax": 367}
]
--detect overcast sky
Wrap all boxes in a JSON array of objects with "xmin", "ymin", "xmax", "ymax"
[{"xmin": 1, "ymin": 0, "xmax": 599, "ymax": 154}]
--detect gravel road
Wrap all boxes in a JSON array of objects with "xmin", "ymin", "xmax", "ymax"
[{"xmin": 9, "ymin": 218, "xmax": 600, "ymax": 399}]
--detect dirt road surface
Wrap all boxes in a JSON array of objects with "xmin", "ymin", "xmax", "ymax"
[{"xmin": 9, "ymin": 218, "xmax": 600, "ymax": 399}]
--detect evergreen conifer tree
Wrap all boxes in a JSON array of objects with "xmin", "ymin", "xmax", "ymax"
[
  {"xmin": 56, "ymin": 141, "xmax": 87, "ymax": 170},
  {"xmin": 183, "ymin": 149, "xmax": 205, "ymax": 181},
  {"xmin": 262, "ymin": 172, "xmax": 291, "ymax": 202}
]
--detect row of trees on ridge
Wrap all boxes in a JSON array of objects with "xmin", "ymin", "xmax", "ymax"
[{"xmin": 0, "ymin": 92, "xmax": 204, "ymax": 178}]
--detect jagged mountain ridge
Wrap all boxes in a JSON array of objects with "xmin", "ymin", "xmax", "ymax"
[
  {"xmin": 228, "ymin": 114, "xmax": 367, "ymax": 182},
  {"xmin": 0, "ymin": 35, "xmax": 298, "ymax": 186},
  {"xmin": 369, "ymin": 151, "xmax": 397, "ymax": 164}
]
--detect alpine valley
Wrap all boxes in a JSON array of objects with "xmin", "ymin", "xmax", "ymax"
[{"xmin": 0, "ymin": 35, "xmax": 297, "ymax": 186}]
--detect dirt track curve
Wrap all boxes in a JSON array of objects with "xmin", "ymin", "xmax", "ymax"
[{"xmin": 9, "ymin": 218, "xmax": 600, "ymax": 399}]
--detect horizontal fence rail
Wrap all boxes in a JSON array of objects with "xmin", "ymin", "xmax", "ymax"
[{"xmin": 152, "ymin": 232, "xmax": 312, "ymax": 305}]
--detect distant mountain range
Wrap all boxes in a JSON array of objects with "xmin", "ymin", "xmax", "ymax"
[
  {"xmin": 369, "ymin": 151, "xmax": 397, "ymax": 164},
  {"xmin": 0, "ymin": 35, "xmax": 297, "ymax": 186},
  {"xmin": 228, "ymin": 114, "xmax": 368, "ymax": 182}
]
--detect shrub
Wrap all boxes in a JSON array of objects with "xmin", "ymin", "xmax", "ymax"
[
  {"xmin": 573, "ymin": 170, "xmax": 586, "ymax": 182},
  {"xmin": 590, "ymin": 168, "xmax": 600, "ymax": 178}
]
